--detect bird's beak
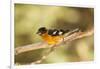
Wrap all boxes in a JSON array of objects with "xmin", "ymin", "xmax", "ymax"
[
  {"xmin": 36, "ymin": 31, "xmax": 41, "ymax": 35},
  {"xmin": 36, "ymin": 31, "xmax": 39, "ymax": 34}
]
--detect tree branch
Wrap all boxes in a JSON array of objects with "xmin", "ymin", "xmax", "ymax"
[{"xmin": 15, "ymin": 28, "xmax": 94, "ymax": 55}]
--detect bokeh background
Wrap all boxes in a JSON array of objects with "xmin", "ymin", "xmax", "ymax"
[{"xmin": 15, "ymin": 4, "xmax": 94, "ymax": 65}]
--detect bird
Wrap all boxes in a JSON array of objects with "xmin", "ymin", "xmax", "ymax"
[{"xmin": 36, "ymin": 27, "xmax": 79, "ymax": 45}]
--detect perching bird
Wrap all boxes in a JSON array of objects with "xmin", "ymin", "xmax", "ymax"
[{"xmin": 37, "ymin": 27, "xmax": 79, "ymax": 45}]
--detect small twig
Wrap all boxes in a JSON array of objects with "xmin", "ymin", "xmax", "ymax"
[
  {"xmin": 15, "ymin": 28, "xmax": 94, "ymax": 55},
  {"xmin": 32, "ymin": 46, "xmax": 56, "ymax": 64}
]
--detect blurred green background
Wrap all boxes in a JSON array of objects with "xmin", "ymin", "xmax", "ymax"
[{"xmin": 15, "ymin": 4, "xmax": 94, "ymax": 65}]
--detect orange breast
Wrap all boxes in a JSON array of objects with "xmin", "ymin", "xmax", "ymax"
[{"xmin": 41, "ymin": 33, "xmax": 62, "ymax": 45}]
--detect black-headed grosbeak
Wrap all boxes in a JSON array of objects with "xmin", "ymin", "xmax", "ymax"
[{"xmin": 36, "ymin": 27, "xmax": 79, "ymax": 45}]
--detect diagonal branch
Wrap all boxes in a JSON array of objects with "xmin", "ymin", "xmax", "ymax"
[{"xmin": 15, "ymin": 28, "xmax": 94, "ymax": 55}]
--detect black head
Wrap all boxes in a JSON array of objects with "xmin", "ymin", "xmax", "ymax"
[{"xmin": 37, "ymin": 27, "xmax": 47, "ymax": 35}]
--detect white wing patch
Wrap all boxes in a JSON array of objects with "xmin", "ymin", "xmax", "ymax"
[
  {"xmin": 59, "ymin": 31, "xmax": 63, "ymax": 35},
  {"xmin": 53, "ymin": 31, "xmax": 57, "ymax": 35}
]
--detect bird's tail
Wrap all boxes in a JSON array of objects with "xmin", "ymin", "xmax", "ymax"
[{"xmin": 64, "ymin": 28, "xmax": 80, "ymax": 36}]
